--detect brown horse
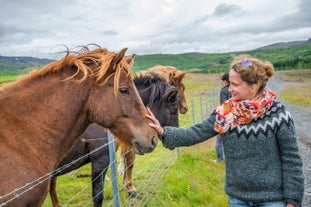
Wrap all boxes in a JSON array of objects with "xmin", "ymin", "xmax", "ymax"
[
  {"xmin": 142, "ymin": 65, "xmax": 188, "ymax": 114},
  {"xmin": 0, "ymin": 46, "xmax": 157, "ymax": 207}
]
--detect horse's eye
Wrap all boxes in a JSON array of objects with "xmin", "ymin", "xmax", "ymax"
[
  {"xmin": 119, "ymin": 87, "xmax": 129, "ymax": 95},
  {"xmin": 167, "ymin": 91, "xmax": 178, "ymax": 103}
]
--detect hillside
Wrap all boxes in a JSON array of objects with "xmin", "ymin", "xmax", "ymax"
[
  {"xmin": 0, "ymin": 56, "xmax": 52, "ymax": 69},
  {"xmin": 131, "ymin": 39, "xmax": 311, "ymax": 72},
  {"xmin": 0, "ymin": 55, "xmax": 52, "ymax": 75},
  {"xmin": 254, "ymin": 38, "xmax": 311, "ymax": 50},
  {"xmin": 1, "ymin": 38, "xmax": 310, "ymax": 75}
]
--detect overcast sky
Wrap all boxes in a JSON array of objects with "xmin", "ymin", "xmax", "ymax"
[{"xmin": 0, "ymin": 0, "xmax": 310, "ymax": 59}]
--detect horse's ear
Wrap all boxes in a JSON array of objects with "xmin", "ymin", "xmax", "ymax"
[
  {"xmin": 111, "ymin": 48, "xmax": 128, "ymax": 66},
  {"xmin": 126, "ymin": 54, "xmax": 136, "ymax": 66},
  {"xmin": 176, "ymin": 71, "xmax": 187, "ymax": 81}
]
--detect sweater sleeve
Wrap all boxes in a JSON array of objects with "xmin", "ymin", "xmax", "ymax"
[
  {"xmin": 276, "ymin": 111, "xmax": 304, "ymax": 207},
  {"xmin": 160, "ymin": 110, "xmax": 218, "ymax": 148}
]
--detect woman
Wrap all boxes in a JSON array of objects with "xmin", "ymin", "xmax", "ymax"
[{"xmin": 146, "ymin": 55, "xmax": 304, "ymax": 207}]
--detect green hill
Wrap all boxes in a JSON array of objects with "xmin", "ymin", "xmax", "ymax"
[
  {"xmin": 0, "ymin": 56, "xmax": 52, "ymax": 76},
  {"xmin": 1, "ymin": 39, "xmax": 310, "ymax": 76},
  {"xmin": 131, "ymin": 39, "xmax": 311, "ymax": 73}
]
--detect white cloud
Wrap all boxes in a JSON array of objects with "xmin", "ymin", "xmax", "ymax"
[{"xmin": 0, "ymin": 0, "xmax": 310, "ymax": 59}]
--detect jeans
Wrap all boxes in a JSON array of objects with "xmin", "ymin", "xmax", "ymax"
[
  {"xmin": 229, "ymin": 197, "xmax": 286, "ymax": 207},
  {"xmin": 216, "ymin": 135, "xmax": 224, "ymax": 161}
]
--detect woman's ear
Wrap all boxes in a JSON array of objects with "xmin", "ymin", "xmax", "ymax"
[{"xmin": 249, "ymin": 84, "xmax": 260, "ymax": 95}]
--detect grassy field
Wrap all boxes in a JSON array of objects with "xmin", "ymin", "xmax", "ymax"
[
  {"xmin": 1, "ymin": 69, "xmax": 310, "ymax": 206},
  {"xmin": 277, "ymin": 69, "xmax": 311, "ymax": 110},
  {"xmin": 0, "ymin": 75, "xmax": 21, "ymax": 86}
]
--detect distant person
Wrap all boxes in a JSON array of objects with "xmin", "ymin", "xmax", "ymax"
[
  {"xmin": 215, "ymin": 73, "xmax": 231, "ymax": 162},
  {"xmin": 147, "ymin": 54, "xmax": 304, "ymax": 207}
]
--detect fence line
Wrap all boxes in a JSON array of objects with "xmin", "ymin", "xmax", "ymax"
[
  {"xmin": 0, "ymin": 138, "xmax": 112, "ymax": 207},
  {"xmin": 103, "ymin": 88, "xmax": 220, "ymax": 206},
  {"xmin": 71, "ymin": 88, "xmax": 220, "ymax": 206},
  {"xmin": 0, "ymin": 89, "xmax": 220, "ymax": 207}
]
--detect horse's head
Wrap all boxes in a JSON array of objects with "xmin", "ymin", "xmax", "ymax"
[
  {"xmin": 169, "ymin": 70, "xmax": 187, "ymax": 114},
  {"xmin": 146, "ymin": 65, "xmax": 188, "ymax": 114},
  {"xmin": 159, "ymin": 84, "xmax": 179, "ymax": 127},
  {"xmin": 76, "ymin": 47, "xmax": 158, "ymax": 155},
  {"xmin": 134, "ymin": 72, "xmax": 179, "ymax": 128}
]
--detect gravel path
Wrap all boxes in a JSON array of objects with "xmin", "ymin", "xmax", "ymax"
[{"xmin": 268, "ymin": 76, "xmax": 311, "ymax": 207}]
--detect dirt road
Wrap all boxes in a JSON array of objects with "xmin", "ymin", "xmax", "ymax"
[{"xmin": 268, "ymin": 75, "xmax": 311, "ymax": 207}]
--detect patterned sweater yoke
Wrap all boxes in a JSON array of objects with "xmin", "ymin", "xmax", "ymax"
[{"xmin": 160, "ymin": 100, "xmax": 304, "ymax": 207}]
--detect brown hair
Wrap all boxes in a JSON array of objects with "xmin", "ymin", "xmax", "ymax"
[
  {"xmin": 221, "ymin": 73, "xmax": 230, "ymax": 82},
  {"xmin": 230, "ymin": 54, "xmax": 274, "ymax": 92}
]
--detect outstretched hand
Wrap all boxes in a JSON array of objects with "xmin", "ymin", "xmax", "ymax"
[{"xmin": 145, "ymin": 107, "xmax": 165, "ymax": 136}]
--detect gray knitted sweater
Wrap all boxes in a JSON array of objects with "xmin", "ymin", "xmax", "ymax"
[{"xmin": 160, "ymin": 100, "xmax": 304, "ymax": 207}]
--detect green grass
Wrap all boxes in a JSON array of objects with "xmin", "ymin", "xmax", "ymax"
[
  {"xmin": 281, "ymin": 85, "xmax": 311, "ymax": 105},
  {"xmin": 150, "ymin": 148, "xmax": 227, "ymax": 207},
  {"xmin": 277, "ymin": 69, "xmax": 311, "ymax": 110},
  {"xmin": 0, "ymin": 75, "xmax": 19, "ymax": 85},
  {"xmin": 42, "ymin": 145, "xmax": 227, "ymax": 207}
]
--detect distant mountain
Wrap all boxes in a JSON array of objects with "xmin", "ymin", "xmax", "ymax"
[
  {"xmin": 0, "ymin": 55, "xmax": 53, "ymax": 70},
  {"xmin": 1, "ymin": 38, "xmax": 310, "ymax": 75},
  {"xmin": 254, "ymin": 38, "xmax": 311, "ymax": 50}
]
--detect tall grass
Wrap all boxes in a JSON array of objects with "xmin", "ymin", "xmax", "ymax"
[{"xmin": 147, "ymin": 147, "xmax": 227, "ymax": 207}]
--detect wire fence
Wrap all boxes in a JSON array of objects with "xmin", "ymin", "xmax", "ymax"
[{"xmin": 0, "ymin": 88, "xmax": 220, "ymax": 207}]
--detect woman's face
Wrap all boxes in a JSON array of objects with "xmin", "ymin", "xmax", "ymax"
[{"xmin": 228, "ymin": 69, "xmax": 258, "ymax": 101}]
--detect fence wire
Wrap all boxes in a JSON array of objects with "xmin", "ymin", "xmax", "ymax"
[{"xmin": 1, "ymin": 89, "xmax": 219, "ymax": 207}]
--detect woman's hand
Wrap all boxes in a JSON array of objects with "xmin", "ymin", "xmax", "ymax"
[{"xmin": 145, "ymin": 107, "xmax": 165, "ymax": 135}]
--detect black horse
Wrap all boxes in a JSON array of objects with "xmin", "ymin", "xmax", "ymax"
[{"xmin": 49, "ymin": 72, "xmax": 180, "ymax": 207}]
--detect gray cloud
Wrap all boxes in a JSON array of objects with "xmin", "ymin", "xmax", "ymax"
[
  {"xmin": 0, "ymin": 0, "xmax": 310, "ymax": 58},
  {"xmin": 275, "ymin": 0, "xmax": 311, "ymax": 29},
  {"xmin": 212, "ymin": 3, "xmax": 243, "ymax": 17},
  {"xmin": 102, "ymin": 30, "xmax": 118, "ymax": 36}
]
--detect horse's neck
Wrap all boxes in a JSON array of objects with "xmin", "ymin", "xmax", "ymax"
[{"xmin": 0, "ymin": 78, "xmax": 91, "ymax": 168}]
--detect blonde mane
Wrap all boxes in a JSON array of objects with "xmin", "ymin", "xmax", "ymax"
[
  {"xmin": 139, "ymin": 65, "xmax": 188, "ymax": 114},
  {"xmin": 0, "ymin": 46, "xmax": 133, "ymax": 97},
  {"xmin": 144, "ymin": 65, "xmax": 182, "ymax": 82}
]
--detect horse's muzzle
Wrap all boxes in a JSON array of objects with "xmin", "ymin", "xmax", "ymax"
[{"xmin": 133, "ymin": 135, "xmax": 158, "ymax": 155}]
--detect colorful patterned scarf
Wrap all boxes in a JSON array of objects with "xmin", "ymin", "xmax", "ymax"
[{"xmin": 214, "ymin": 87, "xmax": 276, "ymax": 134}]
